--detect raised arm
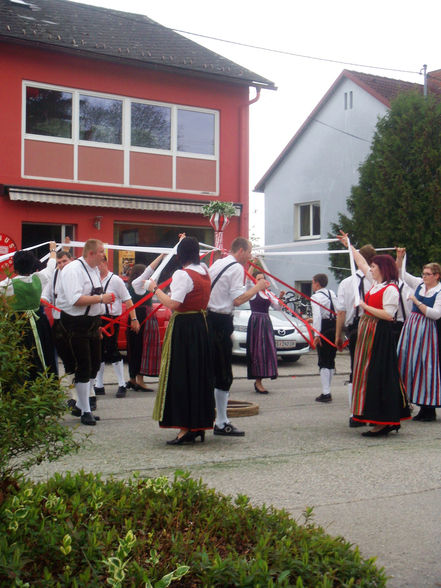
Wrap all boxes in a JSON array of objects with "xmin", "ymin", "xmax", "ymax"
[{"xmin": 337, "ymin": 231, "xmax": 370, "ymax": 277}]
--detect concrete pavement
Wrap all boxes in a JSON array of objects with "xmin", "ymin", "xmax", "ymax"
[{"xmin": 29, "ymin": 350, "xmax": 441, "ymax": 587}]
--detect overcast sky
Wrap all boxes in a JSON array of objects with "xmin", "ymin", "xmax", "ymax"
[{"xmin": 74, "ymin": 0, "xmax": 438, "ymax": 239}]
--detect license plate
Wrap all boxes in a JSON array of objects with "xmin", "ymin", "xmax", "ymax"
[{"xmin": 276, "ymin": 340, "xmax": 296, "ymax": 349}]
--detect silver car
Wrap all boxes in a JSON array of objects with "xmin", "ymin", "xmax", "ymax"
[{"xmin": 232, "ymin": 302, "xmax": 310, "ymax": 362}]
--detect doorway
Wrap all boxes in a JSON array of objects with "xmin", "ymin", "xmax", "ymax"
[{"xmin": 22, "ymin": 223, "xmax": 75, "ymax": 261}]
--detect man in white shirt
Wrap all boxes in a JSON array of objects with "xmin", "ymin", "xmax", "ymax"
[
  {"xmin": 311, "ymin": 273, "xmax": 338, "ymax": 403},
  {"xmin": 207, "ymin": 237, "xmax": 269, "ymax": 437},
  {"xmin": 335, "ymin": 244, "xmax": 375, "ymax": 427},
  {"xmin": 94, "ymin": 256, "xmax": 138, "ymax": 398},
  {"xmin": 57, "ymin": 239, "xmax": 114, "ymax": 426}
]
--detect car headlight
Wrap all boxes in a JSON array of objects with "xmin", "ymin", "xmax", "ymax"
[{"xmin": 234, "ymin": 325, "xmax": 248, "ymax": 332}]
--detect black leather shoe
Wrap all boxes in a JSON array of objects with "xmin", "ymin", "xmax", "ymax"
[
  {"xmin": 81, "ymin": 412, "xmax": 96, "ymax": 426},
  {"xmin": 166, "ymin": 431, "xmax": 196, "ymax": 445},
  {"xmin": 213, "ymin": 423, "xmax": 245, "ymax": 436},
  {"xmin": 254, "ymin": 382, "xmax": 268, "ymax": 394},
  {"xmin": 362, "ymin": 425, "xmax": 400, "ymax": 437},
  {"xmin": 349, "ymin": 417, "xmax": 366, "ymax": 428},
  {"xmin": 126, "ymin": 380, "xmax": 137, "ymax": 390},
  {"xmin": 94, "ymin": 386, "xmax": 105, "ymax": 395},
  {"xmin": 89, "ymin": 397, "xmax": 97, "ymax": 411},
  {"xmin": 71, "ymin": 406, "xmax": 81, "ymax": 417},
  {"xmin": 315, "ymin": 394, "xmax": 332, "ymax": 403},
  {"xmin": 116, "ymin": 386, "xmax": 126, "ymax": 398}
]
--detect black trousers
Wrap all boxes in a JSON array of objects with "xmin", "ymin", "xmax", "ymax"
[
  {"xmin": 52, "ymin": 318, "xmax": 76, "ymax": 375},
  {"xmin": 60, "ymin": 312, "xmax": 101, "ymax": 383},
  {"xmin": 317, "ymin": 318, "xmax": 337, "ymax": 370},
  {"xmin": 101, "ymin": 315, "xmax": 122, "ymax": 364},
  {"xmin": 207, "ymin": 310, "xmax": 234, "ymax": 391},
  {"xmin": 347, "ymin": 319, "xmax": 360, "ymax": 383}
]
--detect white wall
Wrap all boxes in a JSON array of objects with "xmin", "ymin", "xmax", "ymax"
[{"xmin": 263, "ymin": 77, "xmax": 388, "ymax": 292}]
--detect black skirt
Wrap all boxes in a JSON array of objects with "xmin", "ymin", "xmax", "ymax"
[{"xmin": 160, "ymin": 312, "xmax": 215, "ymax": 430}]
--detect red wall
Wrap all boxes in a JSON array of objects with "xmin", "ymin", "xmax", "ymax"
[{"xmin": 0, "ymin": 42, "xmax": 250, "ymax": 247}]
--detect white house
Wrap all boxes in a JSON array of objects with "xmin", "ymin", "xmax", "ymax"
[{"xmin": 255, "ymin": 69, "xmax": 425, "ymax": 295}]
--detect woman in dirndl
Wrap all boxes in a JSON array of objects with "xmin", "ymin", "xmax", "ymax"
[
  {"xmin": 396, "ymin": 248, "xmax": 441, "ymax": 422},
  {"xmin": 149, "ymin": 237, "xmax": 214, "ymax": 445},
  {"xmin": 129, "ymin": 254, "xmax": 164, "ymax": 391},
  {"xmin": 0, "ymin": 244, "xmax": 58, "ymax": 378},
  {"xmin": 126, "ymin": 254, "xmax": 163, "ymax": 392},
  {"xmin": 246, "ymin": 272, "xmax": 285, "ymax": 394},
  {"xmin": 338, "ymin": 232, "xmax": 411, "ymax": 436}
]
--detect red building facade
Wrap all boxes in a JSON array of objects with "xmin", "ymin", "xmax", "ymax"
[{"xmin": 0, "ymin": 0, "xmax": 274, "ymax": 272}]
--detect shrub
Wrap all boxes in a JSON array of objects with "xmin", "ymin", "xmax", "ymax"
[
  {"xmin": 0, "ymin": 295, "xmax": 83, "ymax": 481},
  {"xmin": 0, "ymin": 470, "xmax": 387, "ymax": 587}
]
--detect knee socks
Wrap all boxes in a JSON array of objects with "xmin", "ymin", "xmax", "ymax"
[
  {"xmin": 320, "ymin": 368, "xmax": 333, "ymax": 396},
  {"xmin": 112, "ymin": 360, "xmax": 126, "ymax": 387},
  {"xmin": 214, "ymin": 388, "xmax": 229, "ymax": 427},
  {"xmin": 75, "ymin": 381, "xmax": 91, "ymax": 414},
  {"xmin": 95, "ymin": 362, "xmax": 105, "ymax": 388}
]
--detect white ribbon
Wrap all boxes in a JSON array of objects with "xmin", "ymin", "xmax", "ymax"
[{"xmin": 347, "ymin": 237, "xmax": 360, "ymax": 307}]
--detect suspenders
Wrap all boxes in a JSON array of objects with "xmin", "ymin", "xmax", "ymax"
[
  {"xmin": 103, "ymin": 273, "xmax": 113, "ymax": 314},
  {"xmin": 210, "ymin": 261, "xmax": 239, "ymax": 290}
]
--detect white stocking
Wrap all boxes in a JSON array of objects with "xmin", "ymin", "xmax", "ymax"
[
  {"xmin": 214, "ymin": 388, "xmax": 229, "ymax": 427},
  {"xmin": 95, "ymin": 362, "xmax": 105, "ymax": 388},
  {"xmin": 75, "ymin": 381, "xmax": 90, "ymax": 414},
  {"xmin": 113, "ymin": 360, "xmax": 125, "ymax": 387}
]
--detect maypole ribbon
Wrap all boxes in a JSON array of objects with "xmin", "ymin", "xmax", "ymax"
[{"xmin": 246, "ymin": 260, "xmax": 340, "ymax": 349}]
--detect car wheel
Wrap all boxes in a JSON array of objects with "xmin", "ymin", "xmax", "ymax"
[{"xmin": 280, "ymin": 355, "xmax": 300, "ymax": 363}]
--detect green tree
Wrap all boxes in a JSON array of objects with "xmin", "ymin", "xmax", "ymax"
[
  {"xmin": 331, "ymin": 91, "xmax": 441, "ymax": 280},
  {"xmin": 0, "ymin": 295, "xmax": 83, "ymax": 482}
]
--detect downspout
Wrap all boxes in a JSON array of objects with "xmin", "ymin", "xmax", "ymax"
[{"xmin": 239, "ymin": 87, "xmax": 261, "ymax": 237}]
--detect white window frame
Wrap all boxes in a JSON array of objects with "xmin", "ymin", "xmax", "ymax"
[
  {"xmin": 22, "ymin": 81, "xmax": 220, "ymax": 195},
  {"xmin": 294, "ymin": 202, "xmax": 321, "ymax": 240}
]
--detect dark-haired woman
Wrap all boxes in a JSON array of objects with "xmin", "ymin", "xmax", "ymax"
[
  {"xmin": 338, "ymin": 232, "xmax": 411, "ymax": 435},
  {"xmin": 126, "ymin": 254, "xmax": 163, "ymax": 391},
  {"xmin": 396, "ymin": 249, "xmax": 441, "ymax": 422},
  {"xmin": 0, "ymin": 242, "xmax": 57, "ymax": 376},
  {"xmin": 128, "ymin": 254, "xmax": 164, "ymax": 391},
  {"xmin": 246, "ymin": 272, "xmax": 285, "ymax": 394},
  {"xmin": 150, "ymin": 236, "xmax": 214, "ymax": 445}
]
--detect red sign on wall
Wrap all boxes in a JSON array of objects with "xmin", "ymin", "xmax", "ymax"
[{"xmin": 0, "ymin": 233, "xmax": 17, "ymax": 274}]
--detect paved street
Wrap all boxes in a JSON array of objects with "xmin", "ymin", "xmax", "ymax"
[{"xmin": 29, "ymin": 350, "xmax": 441, "ymax": 587}]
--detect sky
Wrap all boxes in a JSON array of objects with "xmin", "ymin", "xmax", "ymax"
[{"xmin": 74, "ymin": 0, "xmax": 439, "ymax": 240}]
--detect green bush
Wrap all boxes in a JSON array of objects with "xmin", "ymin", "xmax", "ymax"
[
  {"xmin": 0, "ymin": 470, "xmax": 387, "ymax": 587},
  {"xmin": 0, "ymin": 296, "xmax": 83, "ymax": 480}
]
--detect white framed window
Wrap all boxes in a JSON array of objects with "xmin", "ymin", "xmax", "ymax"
[
  {"xmin": 23, "ymin": 81, "xmax": 219, "ymax": 193},
  {"xmin": 295, "ymin": 202, "xmax": 320, "ymax": 239}
]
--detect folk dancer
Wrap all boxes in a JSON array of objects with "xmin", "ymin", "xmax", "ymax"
[
  {"xmin": 335, "ymin": 245, "xmax": 375, "ymax": 426},
  {"xmin": 207, "ymin": 237, "xmax": 269, "ymax": 437},
  {"xmin": 57, "ymin": 239, "xmax": 114, "ymax": 426},
  {"xmin": 94, "ymin": 255, "xmax": 139, "ymax": 398},
  {"xmin": 311, "ymin": 273, "xmax": 338, "ymax": 403}
]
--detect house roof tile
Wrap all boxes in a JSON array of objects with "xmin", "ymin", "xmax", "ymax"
[{"xmin": 0, "ymin": 0, "xmax": 275, "ymax": 89}]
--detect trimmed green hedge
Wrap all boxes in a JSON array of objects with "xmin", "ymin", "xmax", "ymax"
[{"xmin": 0, "ymin": 471, "xmax": 386, "ymax": 587}]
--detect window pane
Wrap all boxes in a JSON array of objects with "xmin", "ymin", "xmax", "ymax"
[
  {"xmin": 26, "ymin": 87, "xmax": 72, "ymax": 138},
  {"xmin": 299, "ymin": 205, "xmax": 310, "ymax": 237},
  {"xmin": 177, "ymin": 110, "xmax": 214, "ymax": 155},
  {"xmin": 312, "ymin": 204, "xmax": 320, "ymax": 235},
  {"xmin": 80, "ymin": 95, "xmax": 122, "ymax": 144},
  {"xmin": 131, "ymin": 103, "xmax": 171, "ymax": 149}
]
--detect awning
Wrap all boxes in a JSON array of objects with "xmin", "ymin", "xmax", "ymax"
[{"xmin": 7, "ymin": 187, "xmax": 241, "ymax": 216}]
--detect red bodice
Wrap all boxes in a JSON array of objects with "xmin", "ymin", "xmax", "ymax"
[
  {"xmin": 364, "ymin": 283, "xmax": 398, "ymax": 314},
  {"xmin": 178, "ymin": 268, "xmax": 211, "ymax": 312}
]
